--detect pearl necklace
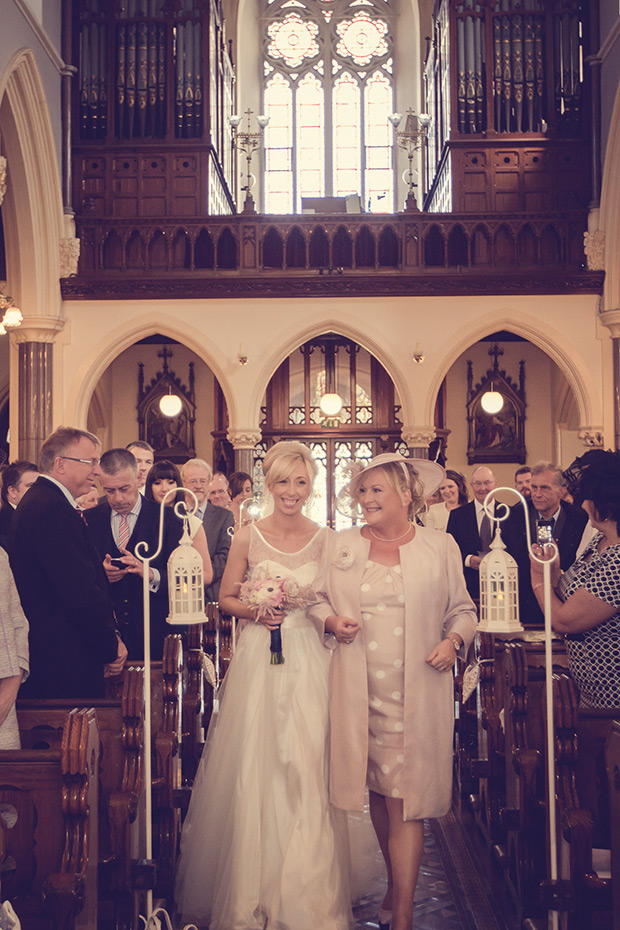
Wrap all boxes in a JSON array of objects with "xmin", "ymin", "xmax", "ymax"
[{"xmin": 369, "ymin": 524, "xmax": 413, "ymax": 543}]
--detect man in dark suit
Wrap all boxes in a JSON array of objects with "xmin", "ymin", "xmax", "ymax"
[
  {"xmin": 9, "ymin": 427, "xmax": 126, "ymax": 699},
  {"xmin": 86, "ymin": 448, "xmax": 181, "ymax": 660},
  {"xmin": 503, "ymin": 461, "xmax": 588, "ymax": 624},
  {"xmin": 447, "ymin": 465, "xmax": 497, "ymax": 601},
  {"xmin": 181, "ymin": 458, "xmax": 234, "ymax": 602}
]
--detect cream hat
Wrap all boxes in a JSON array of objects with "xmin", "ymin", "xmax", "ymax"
[
  {"xmin": 337, "ymin": 452, "xmax": 445, "ymax": 518},
  {"xmin": 359, "ymin": 452, "xmax": 445, "ymax": 498}
]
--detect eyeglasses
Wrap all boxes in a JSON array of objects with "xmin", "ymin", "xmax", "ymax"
[{"xmin": 60, "ymin": 455, "xmax": 101, "ymax": 467}]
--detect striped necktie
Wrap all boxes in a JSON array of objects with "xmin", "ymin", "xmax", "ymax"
[{"xmin": 118, "ymin": 513, "xmax": 130, "ymax": 551}]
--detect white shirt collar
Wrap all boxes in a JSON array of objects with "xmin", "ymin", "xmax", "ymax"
[{"xmin": 41, "ymin": 474, "xmax": 78, "ymax": 509}]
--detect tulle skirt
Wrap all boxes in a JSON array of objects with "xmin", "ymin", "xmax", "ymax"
[{"xmin": 175, "ymin": 617, "xmax": 354, "ymax": 930}]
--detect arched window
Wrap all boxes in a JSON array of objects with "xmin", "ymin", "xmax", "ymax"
[{"xmin": 262, "ymin": 0, "xmax": 395, "ymax": 214}]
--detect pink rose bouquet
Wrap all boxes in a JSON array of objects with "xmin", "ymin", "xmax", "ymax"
[{"xmin": 238, "ymin": 567, "xmax": 314, "ymax": 664}]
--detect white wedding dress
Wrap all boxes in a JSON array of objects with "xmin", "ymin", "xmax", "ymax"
[{"xmin": 175, "ymin": 525, "xmax": 353, "ymax": 930}]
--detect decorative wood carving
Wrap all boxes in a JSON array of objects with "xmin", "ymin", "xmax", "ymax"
[
  {"xmin": 467, "ymin": 344, "xmax": 526, "ymax": 465},
  {"xmin": 137, "ymin": 346, "xmax": 196, "ymax": 463}
]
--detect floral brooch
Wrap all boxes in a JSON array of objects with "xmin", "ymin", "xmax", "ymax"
[{"xmin": 332, "ymin": 546, "xmax": 355, "ymax": 570}]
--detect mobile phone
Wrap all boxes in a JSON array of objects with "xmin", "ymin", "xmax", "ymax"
[
  {"xmin": 110, "ymin": 557, "xmax": 127, "ymax": 569},
  {"xmin": 536, "ymin": 523, "xmax": 553, "ymax": 546}
]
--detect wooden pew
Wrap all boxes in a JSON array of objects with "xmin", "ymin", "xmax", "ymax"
[
  {"xmin": 606, "ymin": 720, "xmax": 620, "ymax": 930},
  {"xmin": 0, "ymin": 708, "xmax": 98, "ymax": 930},
  {"xmin": 181, "ymin": 622, "xmax": 206, "ymax": 786},
  {"xmin": 17, "ymin": 667, "xmax": 144, "ymax": 930},
  {"xmin": 553, "ymin": 673, "xmax": 614, "ymax": 929},
  {"xmin": 151, "ymin": 633, "xmax": 183, "ymax": 901}
]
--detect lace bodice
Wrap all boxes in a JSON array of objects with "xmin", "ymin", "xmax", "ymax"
[{"xmin": 248, "ymin": 525, "xmax": 327, "ymax": 584}]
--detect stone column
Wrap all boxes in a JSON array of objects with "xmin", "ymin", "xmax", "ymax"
[
  {"xmin": 12, "ymin": 320, "xmax": 65, "ymax": 462},
  {"xmin": 599, "ymin": 309, "xmax": 620, "ymax": 451},
  {"xmin": 227, "ymin": 428, "xmax": 262, "ymax": 474},
  {"xmin": 401, "ymin": 427, "xmax": 435, "ymax": 459}
]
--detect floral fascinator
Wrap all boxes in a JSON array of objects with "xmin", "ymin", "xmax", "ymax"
[{"xmin": 336, "ymin": 452, "xmax": 445, "ymax": 519}]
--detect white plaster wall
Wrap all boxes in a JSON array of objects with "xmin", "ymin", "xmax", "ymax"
[{"xmin": 59, "ymin": 292, "xmax": 605, "ymax": 458}]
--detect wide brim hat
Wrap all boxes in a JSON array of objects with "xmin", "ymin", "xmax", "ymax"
[{"xmin": 337, "ymin": 452, "xmax": 445, "ymax": 518}]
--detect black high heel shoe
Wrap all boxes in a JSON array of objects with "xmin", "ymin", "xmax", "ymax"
[
  {"xmin": 378, "ymin": 908, "xmax": 391, "ymax": 930},
  {"xmin": 378, "ymin": 921, "xmax": 390, "ymax": 930}
]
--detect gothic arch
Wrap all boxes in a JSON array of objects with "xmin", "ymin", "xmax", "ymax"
[
  {"xmin": 65, "ymin": 311, "xmax": 237, "ymax": 431},
  {"xmin": 246, "ymin": 317, "xmax": 412, "ymax": 435},
  {"xmin": 0, "ymin": 48, "xmax": 65, "ymax": 319},
  {"xmin": 425, "ymin": 311, "xmax": 600, "ymax": 437}
]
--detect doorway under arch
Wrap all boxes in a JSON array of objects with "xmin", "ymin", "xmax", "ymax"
[{"xmin": 248, "ymin": 333, "xmax": 407, "ymax": 528}]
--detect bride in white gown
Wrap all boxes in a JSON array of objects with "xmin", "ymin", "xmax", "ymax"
[{"xmin": 175, "ymin": 441, "xmax": 353, "ymax": 930}]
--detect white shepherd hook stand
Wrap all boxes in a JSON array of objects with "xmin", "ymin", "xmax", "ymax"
[
  {"xmin": 134, "ymin": 487, "xmax": 202, "ymax": 930},
  {"xmin": 481, "ymin": 488, "xmax": 563, "ymax": 930}
]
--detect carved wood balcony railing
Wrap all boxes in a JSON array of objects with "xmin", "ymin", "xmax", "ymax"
[{"xmin": 62, "ymin": 210, "xmax": 603, "ymax": 300}]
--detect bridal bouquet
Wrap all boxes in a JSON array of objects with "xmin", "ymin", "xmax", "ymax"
[{"xmin": 238, "ymin": 568, "xmax": 314, "ymax": 665}]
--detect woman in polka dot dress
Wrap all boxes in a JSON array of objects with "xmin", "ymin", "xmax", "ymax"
[
  {"xmin": 530, "ymin": 448, "xmax": 620, "ymax": 709},
  {"xmin": 311, "ymin": 453, "xmax": 477, "ymax": 930}
]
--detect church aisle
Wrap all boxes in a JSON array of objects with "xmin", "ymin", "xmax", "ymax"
[{"xmin": 352, "ymin": 813, "xmax": 506, "ymax": 930}]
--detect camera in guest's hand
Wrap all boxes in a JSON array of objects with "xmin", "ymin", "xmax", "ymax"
[{"xmin": 536, "ymin": 522, "xmax": 553, "ymax": 546}]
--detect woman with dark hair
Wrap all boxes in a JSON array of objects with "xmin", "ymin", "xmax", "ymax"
[
  {"xmin": 531, "ymin": 449, "xmax": 620, "ymax": 708},
  {"xmin": 228, "ymin": 470, "xmax": 254, "ymax": 527},
  {"xmin": 425, "ymin": 469, "xmax": 468, "ymax": 531},
  {"xmin": 144, "ymin": 459, "xmax": 186, "ymax": 507},
  {"xmin": 0, "ymin": 460, "xmax": 39, "ymax": 549},
  {"xmin": 144, "ymin": 459, "xmax": 213, "ymax": 585}
]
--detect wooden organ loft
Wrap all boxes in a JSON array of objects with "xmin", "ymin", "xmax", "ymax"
[
  {"xmin": 423, "ymin": 0, "xmax": 593, "ymax": 213},
  {"xmin": 73, "ymin": 0, "xmax": 236, "ymax": 219},
  {"xmin": 63, "ymin": 0, "xmax": 603, "ymax": 302}
]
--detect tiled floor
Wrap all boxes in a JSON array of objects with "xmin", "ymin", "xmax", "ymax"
[{"xmin": 352, "ymin": 813, "xmax": 506, "ymax": 930}]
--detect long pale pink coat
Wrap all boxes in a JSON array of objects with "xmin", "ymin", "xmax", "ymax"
[{"xmin": 310, "ymin": 526, "xmax": 477, "ymax": 821}]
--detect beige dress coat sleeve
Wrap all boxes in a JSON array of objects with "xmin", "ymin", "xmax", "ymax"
[{"xmin": 310, "ymin": 525, "xmax": 477, "ymax": 820}]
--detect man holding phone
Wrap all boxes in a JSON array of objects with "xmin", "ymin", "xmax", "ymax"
[
  {"xmin": 85, "ymin": 448, "xmax": 180, "ymax": 659},
  {"xmin": 503, "ymin": 462, "xmax": 588, "ymax": 624}
]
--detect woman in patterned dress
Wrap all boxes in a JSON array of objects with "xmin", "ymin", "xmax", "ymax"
[
  {"xmin": 531, "ymin": 449, "xmax": 620, "ymax": 708},
  {"xmin": 0, "ymin": 548, "xmax": 29, "ymax": 749},
  {"xmin": 311, "ymin": 453, "xmax": 477, "ymax": 930}
]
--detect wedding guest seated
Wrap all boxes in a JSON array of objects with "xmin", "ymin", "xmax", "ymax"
[
  {"xmin": 0, "ymin": 548, "xmax": 29, "ymax": 748},
  {"xmin": 144, "ymin": 458, "xmax": 212, "ymax": 583},
  {"xmin": 531, "ymin": 449, "xmax": 620, "ymax": 708},
  {"xmin": 0, "ymin": 460, "xmax": 39, "ymax": 549},
  {"xmin": 425, "ymin": 469, "xmax": 468, "ymax": 531}
]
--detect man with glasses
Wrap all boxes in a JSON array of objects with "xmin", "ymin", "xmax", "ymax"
[
  {"xmin": 9, "ymin": 427, "xmax": 127, "ymax": 698},
  {"xmin": 181, "ymin": 458, "xmax": 234, "ymax": 602},
  {"xmin": 447, "ymin": 465, "xmax": 498, "ymax": 601}
]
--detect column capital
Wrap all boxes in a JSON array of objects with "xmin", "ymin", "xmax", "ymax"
[
  {"xmin": 599, "ymin": 308, "xmax": 620, "ymax": 337},
  {"xmin": 578, "ymin": 427, "xmax": 604, "ymax": 448},
  {"xmin": 583, "ymin": 230, "xmax": 605, "ymax": 271},
  {"xmin": 59, "ymin": 237, "xmax": 81, "ymax": 278},
  {"xmin": 10, "ymin": 317, "xmax": 65, "ymax": 345},
  {"xmin": 401, "ymin": 426, "xmax": 435, "ymax": 452},
  {"xmin": 227, "ymin": 428, "xmax": 262, "ymax": 449}
]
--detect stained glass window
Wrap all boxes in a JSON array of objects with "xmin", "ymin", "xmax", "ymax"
[{"xmin": 262, "ymin": 0, "xmax": 395, "ymax": 213}]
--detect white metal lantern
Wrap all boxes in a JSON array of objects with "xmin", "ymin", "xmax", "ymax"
[
  {"xmin": 167, "ymin": 520, "xmax": 205, "ymax": 625},
  {"xmin": 478, "ymin": 524, "xmax": 523, "ymax": 634}
]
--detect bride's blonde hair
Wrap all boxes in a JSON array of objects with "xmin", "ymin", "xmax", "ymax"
[{"xmin": 262, "ymin": 441, "xmax": 317, "ymax": 490}]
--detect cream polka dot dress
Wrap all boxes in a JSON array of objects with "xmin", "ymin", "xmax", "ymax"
[{"xmin": 361, "ymin": 560, "xmax": 406, "ymax": 798}]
